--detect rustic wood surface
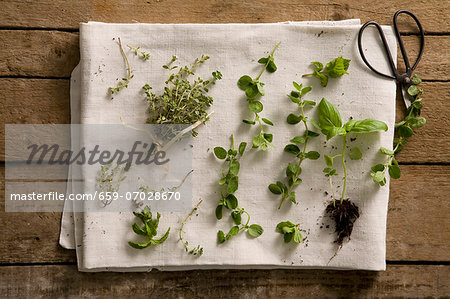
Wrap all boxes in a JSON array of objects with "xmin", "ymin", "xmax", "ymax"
[{"xmin": 1, "ymin": 0, "xmax": 449, "ymax": 297}]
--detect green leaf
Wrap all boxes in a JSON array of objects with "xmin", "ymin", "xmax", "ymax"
[
  {"xmin": 306, "ymin": 131, "xmax": 320, "ymax": 137},
  {"xmin": 247, "ymin": 224, "xmax": 264, "ymax": 237},
  {"xmin": 262, "ymin": 118, "xmax": 274, "ymax": 126},
  {"xmin": 263, "ymin": 133, "xmax": 273, "ymax": 143},
  {"xmin": 243, "ymin": 119, "xmax": 256, "ymax": 125},
  {"xmin": 388, "ymin": 164, "xmax": 401, "ymax": 179},
  {"xmin": 408, "ymin": 116, "xmax": 426, "ymax": 129},
  {"xmin": 349, "ymin": 119, "xmax": 388, "ymax": 133},
  {"xmin": 249, "ymin": 101, "xmax": 263, "ymax": 113},
  {"xmin": 225, "ymin": 194, "xmax": 238, "ymax": 209},
  {"xmin": 301, "ymin": 86, "xmax": 313, "ymax": 96},
  {"xmin": 215, "ymin": 205, "xmax": 223, "ymax": 219},
  {"xmin": 293, "ymin": 81, "xmax": 303, "ymax": 91},
  {"xmin": 305, "ymin": 151, "xmax": 320, "ymax": 160},
  {"xmin": 238, "ymin": 142, "xmax": 247, "ymax": 156},
  {"xmin": 276, "ymin": 221, "xmax": 295, "ymax": 233},
  {"xmin": 309, "ymin": 119, "xmax": 321, "ymax": 131},
  {"xmin": 398, "ymin": 125, "xmax": 414, "ymax": 138},
  {"xmin": 245, "ymin": 84, "xmax": 259, "ymax": 99},
  {"xmin": 318, "ymin": 98, "xmax": 342, "ymax": 131},
  {"xmin": 313, "ymin": 70, "xmax": 328, "ymax": 87},
  {"xmin": 284, "ymin": 233, "xmax": 293, "ymax": 243},
  {"xmin": 128, "ymin": 240, "xmax": 151, "ymax": 249},
  {"xmin": 226, "ymin": 226, "xmax": 240, "ymax": 239},
  {"xmin": 311, "ymin": 61, "xmax": 323, "ymax": 71},
  {"xmin": 218, "ymin": 230, "xmax": 225, "ymax": 243},
  {"xmin": 380, "ymin": 147, "xmax": 395, "ymax": 156},
  {"xmin": 324, "ymin": 155, "xmax": 333, "ymax": 167},
  {"xmin": 287, "ymin": 113, "xmax": 302, "ymax": 124},
  {"xmin": 284, "ymin": 144, "xmax": 300, "ymax": 155},
  {"xmin": 252, "ymin": 134, "xmax": 265, "ymax": 148},
  {"xmin": 289, "ymin": 192, "xmax": 296, "ymax": 203},
  {"xmin": 290, "ymin": 136, "xmax": 306, "ymax": 144},
  {"xmin": 349, "ymin": 147, "xmax": 362, "ymax": 160},
  {"xmin": 293, "ymin": 228, "xmax": 303, "ymax": 243},
  {"xmin": 132, "ymin": 223, "xmax": 147, "ymax": 236},
  {"xmin": 149, "ymin": 227, "xmax": 170, "ymax": 245},
  {"xmin": 213, "ymin": 147, "xmax": 227, "ymax": 159},
  {"xmin": 231, "ymin": 211, "xmax": 242, "ymax": 225},
  {"xmin": 256, "ymin": 82, "xmax": 265, "ymax": 95},
  {"xmin": 269, "ymin": 184, "xmax": 282, "ymax": 194},
  {"xmin": 229, "ymin": 160, "xmax": 240, "ymax": 176},
  {"xmin": 371, "ymin": 164, "xmax": 385, "ymax": 172},
  {"xmin": 411, "ymin": 74, "xmax": 422, "ymax": 85},
  {"xmin": 258, "ymin": 57, "xmax": 268, "ymax": 64},
  {"xmin": 237, "ymin": 75, "xmax": 253, "ymax": 90},
  {"xmin": 267, "ymin": 60, "xmax": 277, "ymax": 73},
  {"xmin": 326, "ymin": 57, "xmax": 350, "ymax": 78},
  {"xmin": 303, "ymin": 100, "xmax": 316, "ymax": 106},
  {"xmin": 227, "ymin": 176, "xmax": 239, "ymax": 194},
  {"xmin": 372, "ymin": 171, "xmax": 385, "ymax": 183},
  {"xmin": 407, "ymin": 85, "xmax": 419, "ymax": 96}
]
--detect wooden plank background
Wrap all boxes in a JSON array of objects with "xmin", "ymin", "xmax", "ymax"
[{"xmin": 1, "ymin": 1, "xmax": 449, "ymax": 297}]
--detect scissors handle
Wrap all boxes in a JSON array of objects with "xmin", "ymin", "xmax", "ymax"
[
  {"xmin": 393, "ymin": 10, "xmax": 425, "ymax": 75},
  {"xmin": 358, "ymin": 10, "xmax": 425, "ymax": 82}
]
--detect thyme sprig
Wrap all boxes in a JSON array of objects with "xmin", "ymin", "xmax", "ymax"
[
  {"xmin": 268, "ymin": 82, "xmax": 320, "ymax": 209},
  {"xmin": 127, "ymin": 45, "xmax": 150, "ymax": 60},
  {"xmin": 179, "ymin": 199, "xmax": 204, "ymax": 256},
  {"xmin": 213, "ymin": 135, "xmax": 264, "ymax": 243},
  {"xmin": 238, "ymin": 42, "xmax": 281, "ymax": 150},
  {"xmin": 371, "ymin": 74, "xmax": 426, "ymax": 185},
  {"xmin": 143, "ymin": 55, "xmax": 222, "ymax": 136},
  {"xmin": 109, "ymin": 38, "xmax": 134, "ymax": 94}
]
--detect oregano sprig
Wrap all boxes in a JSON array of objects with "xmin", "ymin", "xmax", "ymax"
[
  {"xmin": 268, "ymin": 82, "xmax": 320, "ymax": 209},
  {"xmin": 371, "ymin": 74, "xmax": 426, "ymax": 185},
  {"xmin": 276, "ymin": 221, "xmax": 304, "ymax": 243},
  {"xmin": 213, "ymin": 135, "xmax": 264, "ymax": 243},
  {"xmin": 178, "ymin": 199, "xmax": 204, "ymax": 256},
  {"xmin": 128, "ymin": 205, "xmax": 170, "ymax": 249},
  {"xmin": 109, "ymin": 38, "xmax": 134, "ymax": 94},
  {"xmin": 237, "ymin": 42, "xmax": 281, "ymax": 151},
  {"xmin": 302, "ymin": 57, "xmax": 350, "ymax": 87},
  {"xmin": 127, "ymin": 45, "xmax": 150, "ymax": 60}
]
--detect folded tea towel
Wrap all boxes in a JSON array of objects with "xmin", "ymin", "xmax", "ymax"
[{"xmin": 60, "ymin": 19, "xmax": 397, "ymax": 271}]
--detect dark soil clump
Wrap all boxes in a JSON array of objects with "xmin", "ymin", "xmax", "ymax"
[{"xmin": 326, "ymin": 199, "xmax": 360, "ymax": 245}]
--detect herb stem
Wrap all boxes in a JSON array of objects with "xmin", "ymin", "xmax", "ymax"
[
  {"xmin": 256, "ymin": 41, "xmax": 281, "ymax": 80},
  {"xmin": 179, "ymin": 199, "xmax": 203, "ymax": 251},
  {"xmin": 340, "ymin": 136, "xmax": 348, "ymax": 204},
  {"xmin": 118, "ymin": 38, "xmax": 131, "ymax": 81}
]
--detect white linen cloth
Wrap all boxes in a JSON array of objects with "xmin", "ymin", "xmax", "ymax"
[{"xmin": 60, "ymin": 19, "xmax": 397, "ymax": 271}]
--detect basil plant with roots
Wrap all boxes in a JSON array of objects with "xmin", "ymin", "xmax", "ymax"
[{"xmin": 318, "ymin": 98, "xmax": 388, "ymax": 247}]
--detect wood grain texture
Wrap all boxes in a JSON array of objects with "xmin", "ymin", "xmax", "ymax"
[
  {"xmin": 0, "ymin": 265, "xmax": 448, "ymax": 297},
  {"xmin": 1, "ymin": 79, "xmax": 448, "ymax": 163},
  {"xmin": 0, "ymin": 31, "xmax": 447, "ymax": 80},
  {"xmin": 1, "ymin": 165, "xmax": 448, "ymax": 263},
  {"xmin": 2, "ymin": 0, "xmax": 449, "ymax": 34}
]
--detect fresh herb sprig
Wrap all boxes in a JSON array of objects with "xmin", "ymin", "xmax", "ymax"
[
  {"xmin": 109, "ymin": 38, "xmax": 134, "ymax": 94},
  {"xmin": 128, "ymin": 206, "xmax": 170, "ymax": 249},
  {"xmin": 318, "ymin": 98, "xmax": 387, "ymax": 245},
  {"xmin": 303, "ymin": 57, "xmax": 350, "ymax": 87},
  {"xmin": 143, "ymin": 55, "xmax": 222, "ymax": 136},
  {"xmin": 237, "ymin": 42, "xmax": 281, "ymax": 150},
  {"xmin": 268, "ymin": 82, "xmax": 320, "ymax": 209},
  {"xmin": 276, "ymin": 221, "xmax": 304, "ymax": 243},
  {"xmin": 127, "ymin": 45, "xmax": 150, "ymax": 60},
  {"xmin": 371, "ymin": 74, "xmax": 426, "ymax": 185},
  {"xmin": 179, "ymin": 199, "xmax": 204, "ymax": 256},
  {"xmin": 213, "ymin": 135, "xmax": 264, "ymax": 243}
]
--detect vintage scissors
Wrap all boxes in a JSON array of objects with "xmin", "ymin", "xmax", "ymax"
[{"xmin": 357, "ymin": 10, "xmax": 425, "ymax": 110}]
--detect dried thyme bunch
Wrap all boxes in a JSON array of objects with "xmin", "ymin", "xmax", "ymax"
[{"xmin": 143, "ymin": 55, "xmax": 222, "ymax": 136}]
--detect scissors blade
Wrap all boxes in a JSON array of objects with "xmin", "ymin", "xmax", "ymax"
[{"xmin": 400, "ymin": 82, "xmax": 414, "ymax": 110}]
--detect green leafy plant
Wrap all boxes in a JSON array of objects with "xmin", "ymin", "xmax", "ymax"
[
  {"xmin": 109, "ymin": 38, "xmax": 134, "ymax": 94},
  {"xmin": 237, "ymin": 42, "xmax": 281, "ymax": 150},
  {"xmin": 318, "ymin": 98, "xmax": 387, "ymax": 245},
  {"xmin": 268, "ymin": 82, "xmax": 320, "ymax": 208},
  {"xmin": 128, "ymin": 206, "xmax": 170, "ymax": 249},
  {"xmin": 178, "ymin": 199, "xmax": 204, "ymax": 256},
  {"xmin": 371, "ymin": 74, "xmax": 426, "ymax": 185},
  {"xmin": 276, "ymin": 221, "xmax": 304, "ymax": 243},
  {"xmin": 127, "ymin": 45, "xmax": 150, "ymax": 60},
  {"xmin": 213, "ymin": 135, "xmax": 264, "ymax": 243},
  {"xmin": 143, "ymin": 55, "xmax": 222, "ymax": 136},
  {"xmin": 302, "ymin": 57, "xmax": 350, "ymax": 87}
]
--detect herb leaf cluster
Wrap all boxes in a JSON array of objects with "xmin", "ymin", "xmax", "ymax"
[
  {"xmin": 276, "ymin": 221, "xmax": 303, "ymax": 243},
  {"xmin": 238, "ymin": 42, "xmax": 281, "ymax": 151},
  {"xmin": 371, "ymin": 74, "xmax": 426, "ymax": 185},
  {"xmin": 303, "ymin": 57, "xmax": 350, "ymax": 87},
  {"xmin": 127, "ymin": 45, "xmax": 150, "ymax": 60},
  {"xmin": 268, "ymin": 82, "xmax": 320, "ymax": 209},
  {"xmin": 128, "ymin": 206, "xmax": 170, "ymax": 249},
  {"xmin": 143, "ymin": 55, "xmax": 222, "ymax": 136},
  {"xmin": 213, "ymin": 135, "xmax": 264, "ymax": 243}
]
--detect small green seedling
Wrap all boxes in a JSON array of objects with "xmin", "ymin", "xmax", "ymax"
[
  {"xmin": 128, "ymin": 206, "xmax": 170, "ymax": 249},
  {"xmin": 127, "ymin": 45, "xmax": 151, "ymax": 60},
  {"xmin": 276, "ymin": 221, "xmax": 304, "ymax": 244},
  {"xmin": 303, "ymin": 57, "xmax": 350, "ymax": 87}
]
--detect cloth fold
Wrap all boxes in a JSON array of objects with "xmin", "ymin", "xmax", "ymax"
[{"xmin": 60, "ymin": 19, "xmax": 397, "ymax": 271}]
